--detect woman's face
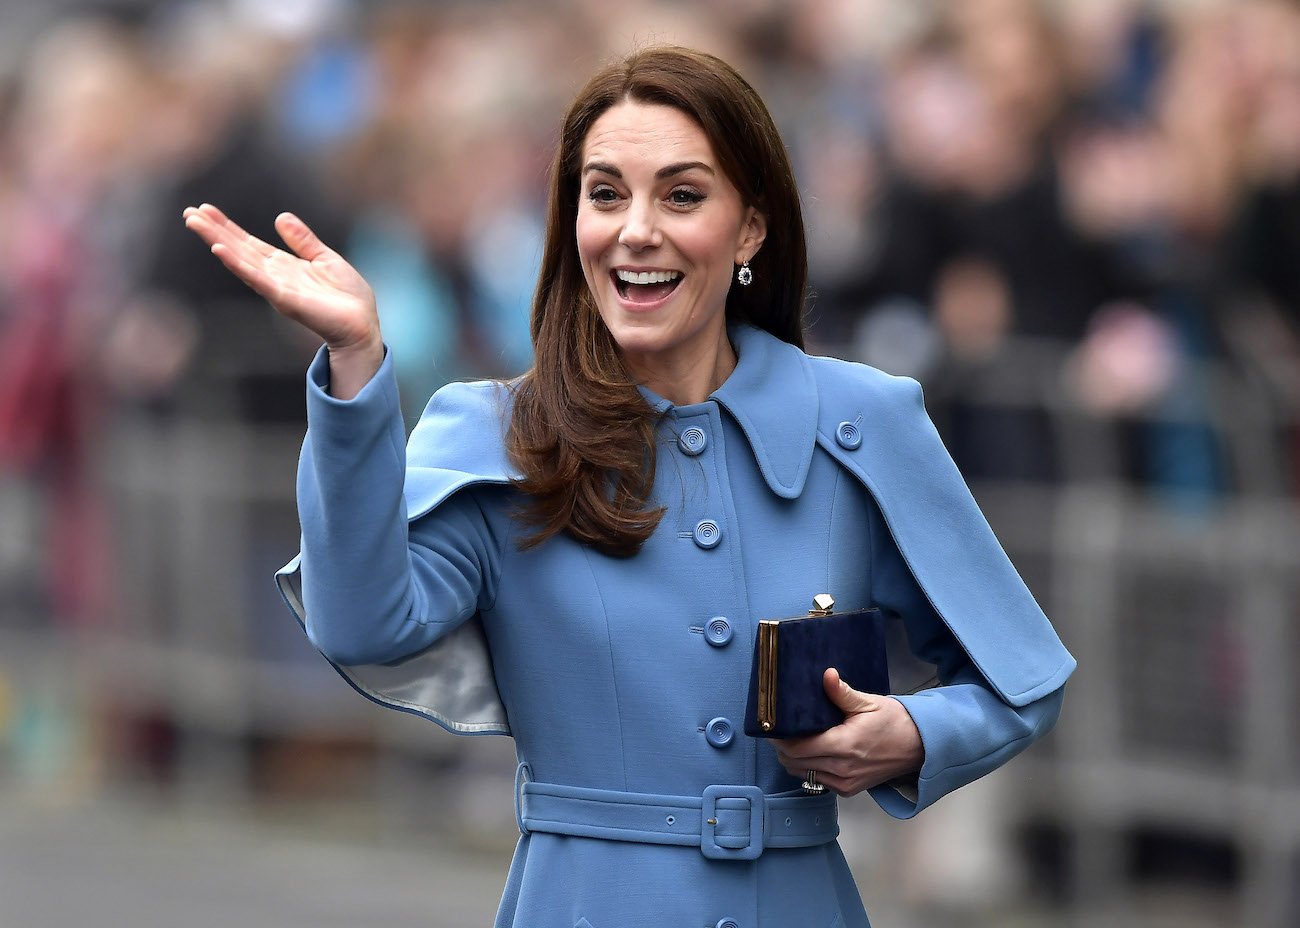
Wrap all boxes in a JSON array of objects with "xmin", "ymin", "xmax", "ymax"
[{"xmin": 576, "ymin": 100, "xmax": 765, "ymax": 388}]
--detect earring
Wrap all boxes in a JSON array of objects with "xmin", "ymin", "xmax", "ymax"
[{"xmin": 737, "ymin": 261, "xmax": 753, "ymax": 286}]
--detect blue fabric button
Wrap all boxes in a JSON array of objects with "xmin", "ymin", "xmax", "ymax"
[
  {"xmin": 677, "ymin": 426, "xmax": 707, "ymax": 456},
  {"xmin": 835, "ymin": 420, "xmax": 862, "ymax": 450},
  {"xmin": 693, "ymin": 520, "xmax": 722, "ymax": 549},
  {"xmin": 704, "ymin": 616, "xmax": 732, "ymax": 647},
  {"xmin": 716, "ymin": 919, "xmax": 740, "ymax": 928},
  {"xmin": 705, "ymin": 717, "xmax": 734, "ymax": 749}
]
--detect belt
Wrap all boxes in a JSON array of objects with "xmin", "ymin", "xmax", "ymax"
[{"xmin": 516, "ymin": 775, "xmax": 839, "ymax": 862}]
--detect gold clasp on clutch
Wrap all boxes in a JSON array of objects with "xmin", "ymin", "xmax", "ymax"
[
  {"xmin": 809, "ymin": 593, "xmax": 835, "ymax": 616},
  {"xmin": 757, "ymin": 594, "xmax": 835, "ymax": 732}
]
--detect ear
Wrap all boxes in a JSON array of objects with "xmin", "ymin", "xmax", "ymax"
[{"xmin": 735, "ymin": 206, "xmax": 767, "ymax": 264}]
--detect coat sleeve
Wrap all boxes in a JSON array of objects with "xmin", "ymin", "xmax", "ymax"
[
  {"xmin": 806, "ymin": 353, "xmax": 1071, "ymax": 817},
  {"xmin": 276, "ymin": 346, "xmax": 516, "ymax": 736},
  {"xmin": 295, "ymin": 346, "xmax": 505, "ymax": 666},
  {"xmin": 865, "ymin": 499, "xmax": 1065, "ymax": 819}
]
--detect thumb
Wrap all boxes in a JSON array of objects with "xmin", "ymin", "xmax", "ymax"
[
  {"xmin": 275, "ymin": 212, "xmax": 333, "ymax": 262},
  {"xmin": 824, "ymin": 667, "xmax": 880, "ymax": 715}
]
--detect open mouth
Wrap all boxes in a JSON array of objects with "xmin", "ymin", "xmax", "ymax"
[{"xmin": 613, "ymin": 269, "xmax": 682, "ymax": 305}]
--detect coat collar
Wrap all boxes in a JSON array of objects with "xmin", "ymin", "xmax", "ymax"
[{"xmin": 639, "ymin": 323, "xmax": 819, "ymax": 500}]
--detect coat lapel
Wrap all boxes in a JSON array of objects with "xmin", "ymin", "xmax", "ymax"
[{"xmin": 710, "ymin": 324, "xmax": 819, "ymax": 500}]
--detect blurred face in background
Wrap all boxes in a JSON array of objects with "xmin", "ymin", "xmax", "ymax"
[{"xmin": 575, "ymin": 100, "xmax": 765, "ymax": 384}]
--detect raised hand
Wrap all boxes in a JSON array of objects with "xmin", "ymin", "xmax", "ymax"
[{"xmin": 182, "ymin": 204, "xmax": 381, "ymax": 398}]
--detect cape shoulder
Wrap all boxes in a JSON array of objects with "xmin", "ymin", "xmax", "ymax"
[
  {"xmin": 403, "ymin": 379, "xmax": 521, "ymax": 522},
  {"xmin": 277, "ymin": 378, "xmax": 518, "ymax": 738},
  {"xmin": 805, "ymin": 353, "xmax": 1076, "ymax": 707}
]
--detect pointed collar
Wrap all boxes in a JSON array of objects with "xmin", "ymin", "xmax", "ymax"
[
  {"xmin": 638, "ymin": 324, "xmax": 819, "ymax": 500},
  {"xmin": 712, "ymin": 323, "xmax": 819, "ymax": 499}
]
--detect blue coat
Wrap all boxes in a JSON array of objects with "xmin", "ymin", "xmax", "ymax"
[{"xmin": 277, "ymin": 323, "xmax": 1074, "ymax": 928}]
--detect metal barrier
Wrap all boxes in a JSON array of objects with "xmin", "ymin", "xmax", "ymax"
[
  {"xmin": 916, "ymin": 336, "xmax": 1300, "ymax": 927},
  {"xmin": 1, "ymin": 339, "xmax": 1297, "ymax": 926}
]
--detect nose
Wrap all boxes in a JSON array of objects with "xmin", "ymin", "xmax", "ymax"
[{"xmin": 618, "ymin": 199, "xmax": 660, "ymax": 250}]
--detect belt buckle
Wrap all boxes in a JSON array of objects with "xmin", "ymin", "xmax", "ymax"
[{"xmin": 700, "ymin": 785, "xmax": 765, "ymax": 860}]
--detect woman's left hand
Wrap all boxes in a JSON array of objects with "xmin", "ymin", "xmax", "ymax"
[{"xmin": 773, "ymin": 668, "xmax": 924, "ymax": 797}]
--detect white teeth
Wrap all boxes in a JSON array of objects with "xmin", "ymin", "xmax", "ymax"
[{"xmin": 615, "ymin": 269, "xmax": 681, "ymax": 285}]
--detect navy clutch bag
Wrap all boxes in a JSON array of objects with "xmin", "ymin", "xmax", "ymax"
[{"xmin": 744, "ymin": 594, "xmax": 890, "ymax": 739}]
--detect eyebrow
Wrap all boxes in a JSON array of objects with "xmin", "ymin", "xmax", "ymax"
[{"xmin": 581, "ymin": 160, "xmax": 716, "ymax": 180}]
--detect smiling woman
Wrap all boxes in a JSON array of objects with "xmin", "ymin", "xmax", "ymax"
[
  {"xmin": 508, "ymin": 50, "xmax": 807, "ymax": 558},
  {"xmin": 182, "ymin": 45, "xmax": 1073, "ymax": 928}
]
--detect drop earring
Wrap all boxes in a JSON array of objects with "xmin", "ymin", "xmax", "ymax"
[{"xmin": 737, "ymin": 261, "xmax": 753, "ymax": 286}]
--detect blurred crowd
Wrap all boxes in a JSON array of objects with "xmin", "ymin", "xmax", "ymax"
[{"xmin": 0, "ymin": 0, "xmax": 1298, "ymax": 628}]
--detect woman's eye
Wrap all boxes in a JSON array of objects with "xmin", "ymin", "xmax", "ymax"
[
  {"xmin": 669, "ymin": 188, "xmax": 705, "ymax": 206},
  {"xmin": 587, "ymin": 185, "xmax": 619, "ymax": 206}
]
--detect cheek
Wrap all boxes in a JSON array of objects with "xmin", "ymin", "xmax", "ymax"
[
  {"xmin": 575, "ymin": 212, "xmax": 611, "ymax": 271},
  {"xmin": 695, "ymin": 210, "xmax": 744, "ymax": 256},
  {"xmin": 679, "ymin": 221, "xmax": 741, "ymax": 283}
]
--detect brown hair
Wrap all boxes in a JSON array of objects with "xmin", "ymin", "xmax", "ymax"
[{"xmin": 506, "ymin": 46, "xmax": 808, "ymax": 557}]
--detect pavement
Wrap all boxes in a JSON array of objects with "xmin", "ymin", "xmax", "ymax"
[{"xmin": 0, "ymin": 791, "xmax": 512, "ymax": 928}]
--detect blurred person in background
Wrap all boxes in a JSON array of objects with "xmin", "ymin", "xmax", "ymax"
[
  {"xmin": 183, "ymin": 45, "xmax": 1072, "ymax": 926},
  {"xmin": 127, "ymin": 3, "xmax": 345, "ymax": 425},
  {"xmin": 327, "ymin": 5, "xmax": 560, "ymax": 427},
  {"xmin": 1219, "ymin": 0, "xmax": 1300, "ymax": 493},
  {"xmin": 0, "ymin": 17, "xmax": 151, "ymax": 627},
  {"xmin": 818, "ymin": 0, "xmax": 1135, "ymax": 486},
  {"xmin": 1059, "ymin": 0, "xmax": 1300, "ymax": 503}
]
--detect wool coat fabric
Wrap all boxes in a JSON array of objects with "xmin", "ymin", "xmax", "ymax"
[{"xmin": 277, "ymin": 323, "xmax": 1074, "ymax": 928}]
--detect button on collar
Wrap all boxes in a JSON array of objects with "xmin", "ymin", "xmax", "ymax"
[
  {"xmin": 677, "ymin": 426, "xmax": 708, "ymax": 456},
  {"xmin": 835, "ymin": 420, "xmax": 862, "ymax": 450}
]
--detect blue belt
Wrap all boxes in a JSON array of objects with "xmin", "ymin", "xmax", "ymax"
[{"xmin": 516, "ymin": 777, "xmax": 839, "ymax": 862}]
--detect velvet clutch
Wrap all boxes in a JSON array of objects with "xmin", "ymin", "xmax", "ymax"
[{"xmin": 743, "ymin": 594, "xmax": 889, "ymax": 739}]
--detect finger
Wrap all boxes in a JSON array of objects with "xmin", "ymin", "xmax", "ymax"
[
  {"xmin": 184, "ymin": 213, "xmax": 248, "ymax": 257},
  {"xmin": 275, "ymin": 212, "xmax": 334, "ymax": 263},
  {"xmin": 776, "ymin": 757, "xmax": 854, "ymax": 792},
  {"xmin": 824, "ymin": 667, "xmax": 880, "ymax": 715},
  {"xmin": 209, "ymin": 243, "xmax": 285, "ymax": 304},
  {"xmin": 774, "ymin": 736, "xmax": 845, "ymax": 761},
  {"xmin": 183, "ymin": 209, "xmax": 226, "ymax": 247},
  {"xmin": 185, "ymin": 207, "xmax": 280, "ymax": 262},
  {"xmin": 775, "ymin": 758, "xmax": 859, "ymax": 795},
  {"xmin": 775, "ymin": 753, "xmax": 819, "ymax": 777},
  {"xmin": 813, "ymin": 770, "xmax": 858, "ymax": 797},
  {"xmin": 196, "ymin": 203, "xmax": 281, "ymax": 259},
  {"xmin": 775, "ymin": 751, "xmax": 841, "ymax": 773},
  {"xmin": 769, "ymin": 738, "xmax": 811, "ymax": 759},
  {"xmin": 194, "ymin": 202, "xmax": 248, "ymax": 238},
  {"xmin": 772, "ymin": 736, "xmax": 829, "ymax": 762}
]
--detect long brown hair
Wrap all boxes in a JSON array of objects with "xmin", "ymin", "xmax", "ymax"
[{"xmin": 507, "ymin": 46, "xmax": 808, "ymax": 557}]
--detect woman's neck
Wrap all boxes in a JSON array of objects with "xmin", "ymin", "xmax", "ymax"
[{"xmin": 625, "ymin": 333, "xmax": 738, "ymax": 406}]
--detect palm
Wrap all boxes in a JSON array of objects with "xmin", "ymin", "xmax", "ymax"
[{"xmin": 183, "ymin": 204, "xmax": 377, "ymax": 350}]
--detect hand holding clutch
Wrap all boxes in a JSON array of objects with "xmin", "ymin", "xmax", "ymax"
[
  {"xmin": 743, "ymin": 594, "xmax": 890, "ymax": 739},
  {"xmin": 772, "ymin": 668, "xmax": 925, "ymax": 797}
]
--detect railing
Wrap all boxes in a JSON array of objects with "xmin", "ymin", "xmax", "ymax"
[{"xmin": 0, "ymin": 339, "xmax": 1296, "ymax": 926}]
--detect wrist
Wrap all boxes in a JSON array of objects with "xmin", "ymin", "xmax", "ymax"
[
  {"xmin": 325, "ymin": 336, "xmax": 384, "ymax": 401},
  {"xmin": 885, "ymin": 696, "xmax": 925, "ymax": 774},
  {"xmin": 326, "ymin": 324, "xmax": 383, "ymax": 359}
]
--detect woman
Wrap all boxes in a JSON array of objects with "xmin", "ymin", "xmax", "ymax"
[{"xmin": 184, "ymin": 46, "xmax": 1073, "ymax": 928}]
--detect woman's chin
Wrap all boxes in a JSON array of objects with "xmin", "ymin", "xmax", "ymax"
[{"xmin": 608, "ymin": 326, "xmax": 672, "ymax": 360}]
